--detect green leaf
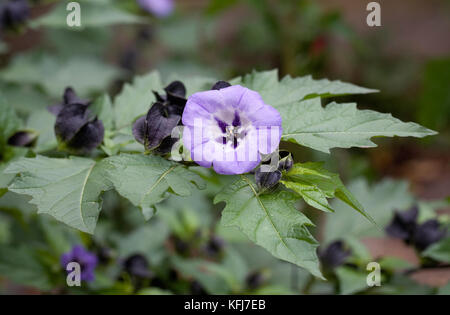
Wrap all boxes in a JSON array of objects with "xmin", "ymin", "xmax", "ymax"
[
  {"xmin": 423, "ymin": 238, "xmax": 450, "ymax": 263},
  {"xmin": 280, "ymin": 97, "xmax": 437, "ymax": 153},
  {"xmin": 0, "ymin": 83, "xmax": 50, "ymax": 116},
  {"xmin": 214, "ymin": 175, "xmax": 323, "ymax": 278},
  {"xmin": 0, "ymin": 52, "xmax": 120, "ymax": 98},
  {"xmin": 25, "ymin": 109, "xmax": 57, "ymax": 153},
  {"xmin": 0, "ymin": 94, "xmax": 21, "ymax": 148},
  {"xmin": 282, "ymin": 162, "xmax": 374, "ymax": 224},
  {"xmin": 91, "ymin": 93, "xmax": 114, "ymax": 130},
  {"xmin": 206, "ymin": 0, "xmax": 239, "ymax": 15},
  {"xmin": 113, "ymin": 71, "xmax": 163, "ymax": 129},
  {"xmin": 324, "ymin": 178, "xmax": 414, "ymax": 243},
  {"xmin": 4, "ymin": 156, "xmax": 111, "ymax": 234},
  {"xmin": 103, "ymin": 154, "xmax": 205, "ymax": 220},
  {"xmin": 113, "ymin": 220, "xmax": 170, "ymax": 265},
  {"xmin": 0, "ymin": 218, "xmax": 11, "ymax": 244},
  {"xmin": 335, "ymin": 266, "xmax": 369, "ymax": 295},
  {"xmin": 171, "ymin": 256, "xmax": 231, "ymax": 294},
  {"xmin": 138, "ymin": 288, "xmax": 173, "ymax": 295},
  {"xmin": 0, "ymin": 245, "xmax": 52, "ymax": 291},
  {"xmin": 378, "ymin": 257, "xmax": 414, "ymax": 271},
  {"xmin": 232, "ymin": 69, "xmax": 377, "ymax": 107},
  {"xmin": 31, "ymin": 0, "xmax": 144, "ymax": 28}
]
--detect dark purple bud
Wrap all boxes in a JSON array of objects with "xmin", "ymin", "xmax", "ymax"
[
  {"xmin": 212, "ymin": 81, "xmax": 231, "ymax": 90},
  {"xmin": 54, "ymin": 90, "xmax": 104, "ymax": 154},
  {"xmin": 54, "ymin": 103, "xmax": 90, "ymax": 142},
  {"xmin": 132, "ymin": 115, "xmax": 147, "ymax": 145},
  {"xmin": 153, "ymin": 136, "xmax": 178, "ymax": 155},
  {"xmin": 134, "ymin": 81, "xmax": 187, "ymax": 152},
  {"xmin": 319, "ymin": 240, "xmax": 351, "ymax": 269},
  {"xmin": 0, "ymin": 0, "xmax": 30, "ymax": 31},
  {"xmin": 63, "ymin": 87, "xmax": 86, "ymax": 105},
  {"xmin": 67, "ymin": 118, "xmax": 104, "ymax": 154},
  {"xmin": 145, "ymin": 101, "xmax": 180, "ymax": 148},
  {"xmin": 277, "ymin": 151, "xmax": 293, "ymax": 172},
  {"xmin": 246, "ymin": 271, "xmax": 264, "ymax": 290},
  {"xmin": 48, "ymin": 87, "xmax": 90, "ymax": 116},
  {"xmin": 255, "ymin": 167, "xmax": 281, "ymax": 191},
  {"xmin": 165, "ymin": 81, "xmax": 187, "ymax": 114},
  {"xmin": 386, "ymin": 205, "xmax": 418, "ymax": 242},
  {"xmin": 60, "ymin": 245, "xmax": 98, "ymax": 282},
  {"xmin": 153, "ymin": 81, "xmax": 187, "ymax": 113},
  {"xmin": 123, "ymin": 254, "xmax": 153, "ymax": 279},
  {"xmin": 152, "ymin": 90, "xmax": 165, "ymax": 103},
  {"xmin": 413, "ymin": 220, "xmax": 446, "ymax": 251},
  {"xmin": 204, "ymin": 236, "xmax": 225, "ymax": 257},
  {"xmin": 174, "ymin": 237, "xmax": 190, "ymax": 255},
  {"xmin": 97, "ymin": 246, "xmax": 113, "ymax": 264},
  {"xmin": 132, "ymin": 102, "xmax": 180, "ymax": 151},
  {"xmin": 7, "ymin": 130, "xmax": 36, "ymax": 147},
  {"xmin": 165, "ymin": 81, "xmax": 186, "ymax": 99}
]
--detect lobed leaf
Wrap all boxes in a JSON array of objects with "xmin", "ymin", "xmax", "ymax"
[
  {"xmin": 4, "ymin": 155, "xmax": 111, "ymax": 234},
  {"xmin": 280, "ymin": 98, "xmax": 437, "ymax": 153},
  {"xmin": 0, "ymin": 52, "xmax": 120, "ymax": 98},
  {"xmin": 232, "ymin": 69, "xmax": 377, "ymax": 107},
  {"xmin": 214, "ymin": 175, "xmax": 323, "ymax": 278},
  {"xmin": 103, "ymin": 154, "xmax": 206, "ymax": 220},
  {"xmin": 113, "ymin": 71, "xmax": 163, "ymax": 130}
]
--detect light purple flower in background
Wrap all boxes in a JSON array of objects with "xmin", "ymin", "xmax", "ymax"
[
  {"xmin": 137, "ymin": 0, "xmax": 174, "ymax": 18},
  {"xmin": 182, "ymin": 84, "xmax": 282, "ymax": 175},
  {"xmin": 61, "ymin": 245, "xmax": 98, "ymax": 282}
]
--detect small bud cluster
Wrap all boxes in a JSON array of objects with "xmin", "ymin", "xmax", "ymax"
[
  {"xmin": 255, "ymin": 151, "xmax": 294, "ymax": 192},
  {"xmin": 50, "ymin": 87, "xmax": 104, "ymax": 154},
  {"xmin": 386, "ymin": 205, "xmax": 447, "ymax": 251}
]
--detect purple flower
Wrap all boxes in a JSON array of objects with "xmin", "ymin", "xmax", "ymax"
[
  {"xmin": 137, "ymin": 0, "xmax": 174, "ymax": 18},
  {"xmin": 182, "ymin": 84, "xmax": 282, "ymax": 175},
  {"xmin": 61, "ymin": 245, "xmax": 98, "ymax": 282}
]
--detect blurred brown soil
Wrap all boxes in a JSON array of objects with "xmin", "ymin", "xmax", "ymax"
[
  {"xmin": 362, "ymin": 236, "xmax": 450, "ymax": 287},
  {"xmin": 370, "ymin": 142, "xmax": 450, "ymax": 200}
]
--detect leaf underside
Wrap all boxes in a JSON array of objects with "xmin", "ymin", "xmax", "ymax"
[{"xmin": 282, "ymin": 162, "xmax": 375, "ymax": 224}]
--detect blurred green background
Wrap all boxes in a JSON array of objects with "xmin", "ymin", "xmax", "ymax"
[{"xmin": 0, "ymin": 0, "xmax": 449, "ymax": 294}]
